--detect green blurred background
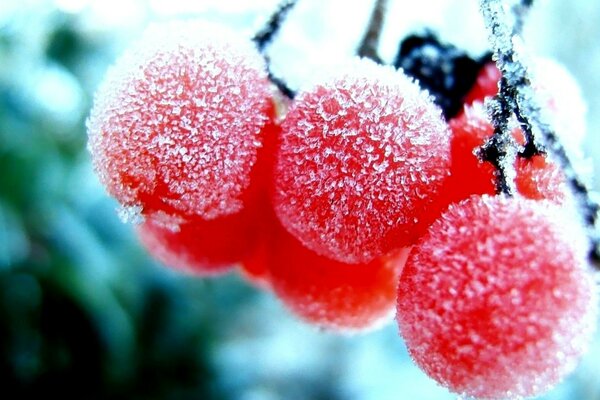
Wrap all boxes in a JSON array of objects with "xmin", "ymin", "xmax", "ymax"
[{"xmin": 1, "ymin": 0, "xmax": 599, "ymax": 399}]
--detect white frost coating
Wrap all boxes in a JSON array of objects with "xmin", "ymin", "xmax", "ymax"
[
  {"xmin": 87, "ymin": 20, "xmax": 272, "ymax": 221},
  {"xmin": 117, "ymin": 204, "xmax": 145, "ymax": 225},
  {"xmin": 147, "ymin": 210, "xmax": 186, "ymax": 233},
  {"xmin": 274, "ymin": 57, "xmax": 451, "ymax": 264}
]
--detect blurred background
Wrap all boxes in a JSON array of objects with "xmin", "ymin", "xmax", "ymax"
[{"xmin": 1, "ymin": 0, "xmax": 599, "ymax": 399}]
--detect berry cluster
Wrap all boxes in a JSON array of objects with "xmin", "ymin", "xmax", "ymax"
[{"xmin": 87, "ymin": 8, "xmax": 598, "ymax": 400}]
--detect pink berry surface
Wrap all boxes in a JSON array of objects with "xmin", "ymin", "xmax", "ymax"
[{"xmin": 515, "ymin": 154, "xmax": 568, "ymax": 203}]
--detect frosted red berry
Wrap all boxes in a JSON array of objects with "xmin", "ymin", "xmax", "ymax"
[
  {"xmin": 273, "ymin": 58, "xmax": 451, "ymax": 264},
  {"xmin": 444, "ymin": 102, "xmax": 498, "ymax": 202},
  {"xmin": 87, "ymin": 20, "xmax": 275, "ymax": 223},
  {"xmin": 515, "ymin": 154, "xmax": 568, "ymax": 203},
  {"xmin": 397, "ymin": 195, "xmax": 598, "ymax": 399},
  {"xmin": 266, "ymin": 215, "xmax": 409, "ymax": 332}
]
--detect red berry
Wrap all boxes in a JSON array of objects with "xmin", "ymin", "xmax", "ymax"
[
  {"xmin": 238, "ymin": 241, "xmax": 272, "ymax": 289},
  {"xmin": 273, "ymin": 58, "xmax": 451, "ymax": 264},
  {"xmin": 87, "ymin": 20, "xmax": 275, "ymax": 223},
  {"xmin": 137, "ymin": 210, "xmax": 260, "ymax": 276},
  {"xmin": 237, "ymin": 206, "xmax": 278, "ymax": 289},
  {"xmin": 515, "ymin": 155, "xmax": 568, "ymax": 203},
  {"xmin": 396, "ymin": 195, "xmax": 597, "ymax": 399},
  {"xmin": 445, "ymin": 103, "xmax": 498, "ymax": 202},
  {"xmin": 236, "ymin": 117, "xmax": 283, "ymax": 289},
  {"xmin": 464, "ymin": 62, "xmax": 501, "ymax": 106},
  {"xmin": 266, "ymin": 215, "xmax": 410, "ymax": 332}
]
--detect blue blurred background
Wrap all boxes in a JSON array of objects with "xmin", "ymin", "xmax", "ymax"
[{"xmin": 1, "ymin": 0, "xmax": 599, "ymax": 399}]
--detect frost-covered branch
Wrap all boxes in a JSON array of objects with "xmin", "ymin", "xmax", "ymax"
[
  {"xmin": 480, "ymin": 0, "xmax": 600, "ymax": 263},
  {"xmin": 478, "ymin": 77, "xmax": 519, "ymax": 196}
]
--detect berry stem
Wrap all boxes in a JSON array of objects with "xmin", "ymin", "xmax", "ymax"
[
  {"xmin": 253, "ymin": 0, "xmax": 298, "ymax": 51},
  {"xmin": 253, "ymin": 0, "xmax": 299, "ymax": 98},
  {"xmin": 480, "ymin": 0, "xmax": 600, "ymax": 264},
  {"xmin": 357, "ymin": 0, "xmax": 389, "ymax": 63}
]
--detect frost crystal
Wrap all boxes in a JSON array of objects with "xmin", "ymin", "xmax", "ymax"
[
  {"xmin": 480, "ymin": 0, "xmax": 600, "ymax": 261},
  {"xmin": 117, "ymin": 204, "xmax": 144, "ymax": 225}
]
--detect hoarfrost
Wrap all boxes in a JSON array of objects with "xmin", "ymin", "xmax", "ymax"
[{"xmin": 117, "ymin": 204, "xmax": 145, "ymax": 225}]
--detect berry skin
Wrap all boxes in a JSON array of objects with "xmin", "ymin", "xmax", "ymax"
[
  {"xmin": 87, "ymin": 20, "xmax": 275, "ymax": 223},
  {"xmin": 396, "ymin": 195, "xmax": 598, "ymax": 400},
  {"xmin": 463, "ymin": 61, "xmax": 501, "ymax": 106},
  {"xmin": 137, "ymin": 211, "xmax": 260, "ymax": 276},
  {"xmin": 265, "ymin": 213, "xmax": 410, "ymax": 332},
  {"xmin": 137, "ymin": 116, "xmax": 280, "ymax": 279},
  {"xmin": 514, "ymin": 155, "xmax": 568, "ymax": 202},
  {"xmin": 444, "ymin": 103, "xmax": 498, "ymax": 202},
  {"xmin": 238, "ymin": 243, "xmax": 272, "ymax": 289},
  {"xmin": 273, "ymin": 58, "xmax": 451, "ymax": 264},
  {"xmin": 237, "ymin": 205, "xmax": 278, "ymax": 289}
]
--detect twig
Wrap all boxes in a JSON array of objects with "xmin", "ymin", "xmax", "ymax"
[
  {"xmin": 253, "ymin": 0, "xmax": 298, "ymax": 51},
  {"xmin": 267, "ymin": 70, "xmax": 295, "ymax": 99},
  {"xmin": 253, "ymin": 0, "xmax": 299, "ymax": 98},
  {"xmin": 478, "ymin": 77, "xmax": 519, "ymax": 196},
  {"xmin": 357, "ymin": 0, "xmax": 389, "ymax": 63}
]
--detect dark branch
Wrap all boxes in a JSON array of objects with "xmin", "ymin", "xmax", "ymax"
[
  {"xmin": 268, "ymin": 69, "xmax": 295, "ymax": 99},
  {"xmin": 479, "ymin": 77, "xmax": 518, "ymax": 196},
  {"xmin": 253, "ymin": 0, "xmax": 298, "ymax": 51},
  {"xmin": 357, "ymin": 0, "xmax": 388, "ymax": 63},
  {"xmin": 253, "ymin": 0, "xmax": 299, "ymax": 99}
]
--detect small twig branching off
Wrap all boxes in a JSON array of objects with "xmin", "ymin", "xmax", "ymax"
[
  {"xmin": 357, "ymin": 0, "xmax": 389, "ymax": 63},
  {"xmin": 253, "ymin": 0, "xmax": 299, "ymax": 98}
]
